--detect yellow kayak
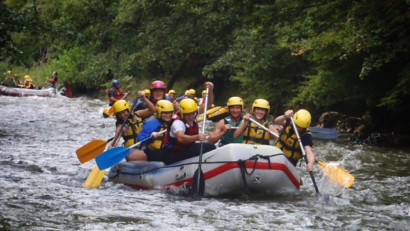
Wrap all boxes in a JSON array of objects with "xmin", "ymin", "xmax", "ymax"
[
  {"xmin": 102, "ymin": 106, "xmax": 114, "ymax": 118},
  {"xmin": 197, "ymin": 106, "xmax": 229, "ymax": 122}
]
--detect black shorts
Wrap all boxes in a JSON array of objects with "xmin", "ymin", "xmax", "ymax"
[
  {"xmin": 163, "ymin": 142, "xmax": 216, "ymax": 165},
  {"xmin": 144, "ymin": 149, "xmax": 165, "ymax": 162}
]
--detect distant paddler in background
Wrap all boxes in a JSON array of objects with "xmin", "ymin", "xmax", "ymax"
[
  {"xmin": 274, "ymin": 109, "xmax": 316, "ymax": 171},
  {"xmin": 17, "ymin": 75, "xmax": 35, "ymax": 89},
  {"xmin": 166, "ymin": 89, "xmax": 176, "ymax": 102},
  {"xmin": 126, "ymin": 100, "xmax": 174, "ymax": 161},
  {"xmin": 23, "ymin": 75, "xmax": 35, "ymax": 89},
  {"xmin": 134, "ymin": 89, "xmax": 150, "ymax": 111},
  {"xmin": 108, "ymin": 91, "xmax": 156, "ymax": 149},
  {"xmin": 108, "ymin": 80, "xmax": 130, "ymax": 106},
  {"xmin": 234, "ymin": 99, "xmax": 279, "ymax": 145},
  {"xmin": 208, "ymin": 97, "xmax": 245, "ymax": 146},
  {"xmin": 187, "ymin": 89, "xmax": 196, "ymax": 99},
  {"xmin": 197, "ymin": 90, "xmax": 207, "ymax": 106},
  {"xmin": 42, "ymin": 71, "xmax": 58, "ymax": 90}
]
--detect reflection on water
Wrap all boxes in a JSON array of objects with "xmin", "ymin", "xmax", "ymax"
[{"xmin": 0, "ymin": 95, "xmax": 409, "ymax": 230}]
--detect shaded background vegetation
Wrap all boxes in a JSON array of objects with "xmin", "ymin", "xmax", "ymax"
[{"xmin": 1, "ymin": 0, "xmax": 409, "ymax": 133}]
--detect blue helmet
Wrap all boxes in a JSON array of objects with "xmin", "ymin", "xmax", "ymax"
[{"xmin": 112, "ymin": 80, "xmax": 120, "ymax": 87}]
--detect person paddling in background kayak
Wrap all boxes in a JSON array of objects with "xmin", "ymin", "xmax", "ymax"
[
  {"xmin": 42, "ymin": 71, "xmax": 58, "ymax": 89},
  {"xmin": 208, "ymin": 97, "xmax": 245, "ymax": 146},
  {"xmin": 274, "ymin": 109, "xmax": 316, "ymax": 171},
  {"xmin": 126, "ymin": 100, "xmax": 174, "ymax": 161},
  {"xmin": 20, "ymin": 75, "xmax": 35, "ymax": 89},
  {"xmin": 162, "ymin": 82, "xmax": 216, "ymax": 165},
  {"xmin": 234, "ymin": 99, "xmax": 279, "ymax": 145},
  {"xmin": 108, "ymin": 80, "xmax": 130, "ymax": 106},
  {"xmin": 108, "ymin": 91, "xmax": 157, "ymax": 149}
]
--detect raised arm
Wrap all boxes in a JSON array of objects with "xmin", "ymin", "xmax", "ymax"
[
  {"xmin": 274, "ymin": 110, "xmax": 294, "ymax": 126},
  {"xmin": 136, "ymin": 91, "xmax": 157, "ymax": 118},
  {"xmin": 198, "ymin": 82, "xmax": 214, "ymax": 114}
]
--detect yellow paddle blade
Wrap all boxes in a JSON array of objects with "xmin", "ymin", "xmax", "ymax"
[
  {"xmin": 318, "ymin": 161, "xmax": 355, "ymax": 188},
  {"xmin": 76, "ymin": 140, "xmax": 108, "ymax": 164},
  {"xmin": 102, "ymin": 107, "xmax": 114, "ymax": 118},
  {"xmin": 83, "ymin": 166, "xmax": 106, "ymax": 188}
]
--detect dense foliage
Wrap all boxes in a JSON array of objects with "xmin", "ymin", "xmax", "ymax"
[{"xmin": 1, "ymin": 0, "xmax": 409, "ymax": 132}]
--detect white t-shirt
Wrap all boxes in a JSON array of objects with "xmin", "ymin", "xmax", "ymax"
[{"xmin": 170, "ymin": 119, "xmax": 196, "ymax": 138}]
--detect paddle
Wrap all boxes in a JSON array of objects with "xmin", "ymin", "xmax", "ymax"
[
  {"xmin": 290, "ymin": 117, "xmax": 320, "ymax": 193},
  {"xmin": 83, "ymin": 165, "xmax": 106, "ymax": 188},
  {"xmin": 316, "ymin": 160, "xmax": 355, "ymax": 188},
  {"xmin": 309, "ymin": 127, "xmax": 338, "ymax": 139},
  {"xmin": 95, "ymin": 130, "xmax": 167, "ymax": 170},
  {"xmin": 76, "ymin": 137, "xmax": 114, "ymax": 164},
  {"xmin": 191, "ymin": 88, "xmax": 209, "ymax": 199}
]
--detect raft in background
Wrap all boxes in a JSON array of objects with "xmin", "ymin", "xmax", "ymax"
[
  {"xmin": 108, "ymin": 144, "xmax": 301, "ymax": 197},
  {"xmin": 0, "ymin": 85, "xmax": 55, "ymax": 97}
]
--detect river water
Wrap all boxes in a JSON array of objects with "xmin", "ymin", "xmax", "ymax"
[{"xmin": 0, "ymin": 95, "xmax": 409, "ymax": 231}]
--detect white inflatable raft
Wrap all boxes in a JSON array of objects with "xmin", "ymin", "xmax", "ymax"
[
  {"xmin": 108, "ymin": 144, "xmax": 301, "ymax": 196},
  {"xmin": 0, "ymin": 85, "xmax": 55, "ymax": 97}
]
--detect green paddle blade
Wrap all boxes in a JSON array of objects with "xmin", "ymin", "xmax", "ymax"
[
  {"xmin": 76, "ymin": 140, "xmax": 108, "ymax": 164},
  {"xmin": 83, "ymin": 166, "xmax": 106, "ymax": 188}
]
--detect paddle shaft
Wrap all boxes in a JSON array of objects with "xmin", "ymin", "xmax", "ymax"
[
  {"xmin": 111, "ymin": 94, "xmax": 139, "ymax": 147},
  {"xmin": 127, "ymin": 130, "xmax": 167, "ymax": 149},
  {"xmin": 290, "ymin": 117, "xmax": 320, "ymax": 194},
  {"xmin": 194, "ymin": 87, "xmax": 209, "ymax": 198},
  {"xmin": 249, "ymin": 118, "xmax": 279, "ymax": 138}
]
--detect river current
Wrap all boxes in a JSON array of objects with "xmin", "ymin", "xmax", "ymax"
[{"xmin": 0, "ymin": 95, "xmax": 409, "ymax": 230}]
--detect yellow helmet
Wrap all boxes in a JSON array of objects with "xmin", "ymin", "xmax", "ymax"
[
  {"xmin": 7, "ymin": 70, "xmax": 11, "ymax": 74},
  {"xmin": 179, "ymin": 98, "xmax": 198, "ymax": 119},
  {"xmin": 144, "ymin": 89, "xmax": 151, "ymax": 94},
  {"xmin": 189, "ymin": 89, "xmax": 196, "ymax": 95},
  {"xmin": 156, "ymin": 100, "xmax": 174, "ymax": 118},
  {"xmin": 252, "ymin": 99, "xmax": 270, "ymax": 114},
  {"xmin": 14, "ymin": 74, "xmax": 18, "ymax": 77},
  {"xmin": 227, "ymin": 97, "xmax": 244, "ymax": 110},
  {"xmin": 202, "ymin": 90, "xmax": 206, "ymax": 96},
  {"xmin": 185, "ymin": 90, "xmax": 189, "ymax": 95},
  {"xmin": 24, "ymin": 75, "xmax": 31, "ymax": 79},
  {"xmin": 113, "ymin": 100, "xmax": 131, "ymax": 114},
  {"xmin": 293, "ymin": 109, "xmax": 311, "ymax": 128},
  {"xmin": 168, "ymin": 89, "xmax": 176, "ymax": 94}
]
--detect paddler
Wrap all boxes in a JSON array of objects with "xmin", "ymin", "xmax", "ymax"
[
  {"xmin": 234, "ymin": 99, "xmax": 279, "ymax": 144},
  {"xmin": 274, "ymin": 109, "xmax": 316, "ymax": 171}
]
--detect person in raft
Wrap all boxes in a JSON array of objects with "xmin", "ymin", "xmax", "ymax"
[
  {"xmin": 274, "ymin": 109, "xmax": 316, "ymax": 171},
  {"xmin": 166, "ymin": 89, "xmax": 176, "ymax": 102},
  {"xmin": 233, "ymin": 99, "xmax": 279, "ymax": 145},
  {"xmin": 208, "ymin": 96, "xmax": 245, "ymax": 146},
  {"xmin": 108, "ymin": 91, "xmax": 156, "ymax": 149},
  {"xmin": 162, "ymin": 82, "xmax": 216, "ymax": 165},
  {"xmin": 42, "ymin": 71, "xmax": 58, "ymax": 89},
  {"xmin": 126, "ymin": 100, "xmax": 174, "ymax": 161},
  {"xmin": 108, "ymin": 80, "xmax": 129, "ymax": 106}
]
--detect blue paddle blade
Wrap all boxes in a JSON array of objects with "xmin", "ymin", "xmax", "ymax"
[
  {"xmin": 309, "ymin": 127, "xmax": 339, "ymax": 139},
  {"xmin": 95, "ymin": 147, "xmax": 129, "ymax": 170}
]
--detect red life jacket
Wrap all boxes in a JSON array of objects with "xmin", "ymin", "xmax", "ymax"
[
  {"xmin": 107, "ymin": 88, "xmax": 125, "ymax": 99},
  {"xmin": 163, "ymin": 114, "xmax": 199, "ymax": 150}
]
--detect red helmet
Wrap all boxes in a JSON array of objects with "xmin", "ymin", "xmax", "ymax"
[{"xmin": 150, "ymin": 80, "xmax": 166, "ymax": 90}]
